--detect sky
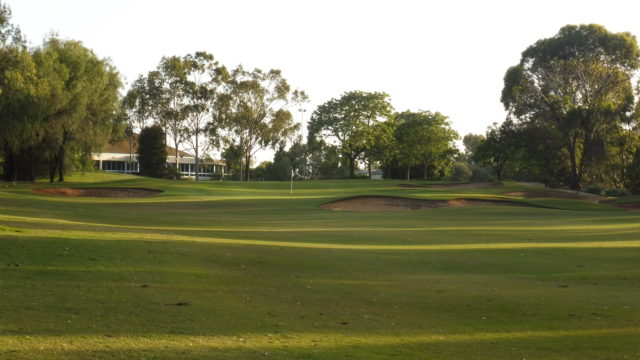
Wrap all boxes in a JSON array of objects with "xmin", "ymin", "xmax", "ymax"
[{"xmin": 6, "ymin": 0, "xmax": 640, "ymax": 161}]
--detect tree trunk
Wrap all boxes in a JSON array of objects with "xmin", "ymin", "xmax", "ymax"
[
  {"xmin": 49, "ymin": 155, "xmax": 57, "ymax": 183},
  {"xmin": 244, "ymin": 153, "xmax": 251, "ymax": 181},
  {"xmin": 367, "ymin": 160, "xmax": 372, "ymax": 179},
  {"xmin": 423, "ymin": 165, "xmax": 428, "ymax": 180},
  {"xmin": 406, "ymin": 167, "xmax": 411, "ymax": 181},
  {"xmin": 348, "ymin": 155, "xmax": 356, "ymax": 178},
  {"xmin": 57, "ymin": 145, "xmax": 65, "ymax": 182},
  {"xmin": 195, "ymin": 133, "xmax": 199, "ymax": 182}
]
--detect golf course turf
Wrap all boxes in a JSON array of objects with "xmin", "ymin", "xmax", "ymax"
[{"xmin": 1, "ymin": 173, "xmax": 639, "ymax": 359}]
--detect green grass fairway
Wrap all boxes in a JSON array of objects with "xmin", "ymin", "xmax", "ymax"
[{"xmin": 1, "ymin": 173, "xmax": 639, "ymax": 359}]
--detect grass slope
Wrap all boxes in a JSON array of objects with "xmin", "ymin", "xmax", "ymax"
[{"xmin": 0, "ymin": 173, "xmax": 639, "ymax": 359}]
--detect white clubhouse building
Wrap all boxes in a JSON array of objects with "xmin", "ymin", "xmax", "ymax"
[{"xmin": 92, "ymin": 136, "xmax": 226, "ymax": 179}]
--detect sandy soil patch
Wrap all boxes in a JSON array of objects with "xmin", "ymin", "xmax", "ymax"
[
  {"xmin": 504, "ymin": 190, "xmax": 603, "ymax": 202},
  {"xmin": 33, "ymin": 187, "xmax": 163, "ymax": 198},
  {"xmin": 320, "ymin": 196, "xmax": 526, "ymax": 211},
  {"xmin": 601, "ymin": 201, "xmax": 640, "ymax": 211},
  {"xmin": 400, "ymin": 182, "xmax": 504, "ymax": 189}
]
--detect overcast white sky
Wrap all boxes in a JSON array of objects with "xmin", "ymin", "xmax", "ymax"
[{"xmin": 7, "ymin": 0, "xmax": 640, "ymax": 160}]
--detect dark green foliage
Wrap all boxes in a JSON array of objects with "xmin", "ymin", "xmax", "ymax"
[
  {"xmin": 451, "ymin": 161, "xmax": 472, "ymax": 181},
  {"xmin": 308, "ymin": 91, "xmax": 393, "ymax": 177},
  {"xmin": 604, "ymin": 188, "xmax": 625, "ymax": 197},
  {"xmin": 264, "ymin": 147, "xmax": 292, "ymax": 181},
  {"xmin": 474, "ymin": 120, "xmax": 519, "ymax": 181},
  {"xmin": 379, "ymin": 111, "xmax": 459, "ymax": 180},
  {"xmin": 0, "ymin": 4, "xmax": 122, "ymax": 182},
  {"xmin": 583, "ymin": 184, "xmax": 604, "ymax": 196},
  {"xmin": 222, "ymin": 144, "xmax": 243, "ymax": 180},
  {"xmin": 502, "ymin": 24, "xmax": 640, "ymax": 190},
  {"xmin": 625, "ymin": 148, "xmax": 640, "ymax": 194},
  {"xmin": 462, "ymin": 134, "xmax": 484, "ymax": 163},
  {"xmin": 137, "ymin": 126, "xmax": 167, "ymax": 178}
]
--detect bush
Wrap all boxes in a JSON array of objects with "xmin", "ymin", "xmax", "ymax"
[
  {"xmin": 544, "ymin": 177, "xmax": 563, "ymax": 189},
  {"xmin": 583, "ymin": 184, "xmax": 604, "ymax": 196},
  {"xmin": 165, "ymin": 166, "xmax": 181, "ymax": 180},
  {"xmin": 604, "ymin": 188, "xmax": 626, "ymax": 197},
  {"xmin": 470, "ymin": 165, "xmax": 491, "ymax": 182},
  {"xmin": 451, "ymin": 162, "xmax": 472, "ymax": 181}
]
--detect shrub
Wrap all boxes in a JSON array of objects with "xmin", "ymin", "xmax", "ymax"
[
  {"xmin": 604, "ymin": 188, "xmax": 626, "ymax": 197},
  {"xmin": 583, "ymin": 184, "xmax": 604, "ymax": 196},
  {"xmin": 451, "ymin": 162, "xmax": 472, "ymax": 181}
]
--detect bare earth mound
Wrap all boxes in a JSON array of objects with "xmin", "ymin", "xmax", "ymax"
[
  {"xmin": 601, "ymin": 201, "xmax": 640, "ymax": 211},
  {"xmin": 504, "ymin": 191, "xmax": 603, "ymax": 202},
  {"xmin": 400, "ymin": 182, "xmax": 504, "ymax": 189},
  {"xmin": 33, "ymin": 188, "xmax": 163, "ymax": 198},
  {"xmin": 320, "ymin": 196, "xmax": 526, "ymax": 211}
]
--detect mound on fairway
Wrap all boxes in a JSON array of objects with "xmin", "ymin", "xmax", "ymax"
[
  {"xmin": 33, "ymin": 187, "xmax": 163, "ymax": 198},
  {"xmin": 400, "ymin": 182, "xmax": 504, "ymax": 189},
  {"xmin": 320, "ymin": 196, "xmax": 526, "ymax": 211},
  {"xmin": 504, "ymin": 190, "xmax": 603, "ymax": 202}
]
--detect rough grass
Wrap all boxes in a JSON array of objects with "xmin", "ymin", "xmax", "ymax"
[{"xmin": 0, "ymin": 173, "xmax": 639, "ymax": 359}]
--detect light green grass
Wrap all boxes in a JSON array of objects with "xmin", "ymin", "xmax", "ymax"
[{"xmin": 1, "ymin": 173, "xmax": 639, "ymax": 359}]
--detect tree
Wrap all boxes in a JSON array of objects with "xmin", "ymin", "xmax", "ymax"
[
  {"xmin": 308, "ymin": 91, "xmax": 393, "ymax": 177},
  {"xmin": 181, "ymin": 52, "xmax": 227, "ymax": 181},
  {"xmin": 221, "ymin": 143, "xmax": 242, "ymax": 180},
  {"xmin": 219, "ymin": 66, "xmax": 304, "ymax": 181},
  {"xmin": 462, "ymin": 133, "xmax": 484, "ymax": 162},
  {"xmin": 393, "ymin": 111, "xmax": 459, "ymax": 180},
  {"xmin": 137, "ymin": 125, "xmax": 167, "ymax": 178},
  {"xmin": 126, "ymin": 58, "xmax": 188, "ymax": 171},
  {"xmin": 32, "ymin": 36, "xmax": 122, "ymax": 182},
  {"xmin": 474, "ymin": 119, "xmax": 519, "ymax": 181},
  {"xmin": 625, "ymin": 146, "xmax": 640, "ymax": 194},
  {"xmin": 502, "ymin": 24, "xmax": 640, "ymax": 189},
  {"xmin": 0, "ymin": 3, "xmax": 43, "ymax": 181}
]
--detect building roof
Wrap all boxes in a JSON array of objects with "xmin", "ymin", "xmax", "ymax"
[{"xmin": 102, "ymin": 135, "xmax": 194, "ymax": 158}]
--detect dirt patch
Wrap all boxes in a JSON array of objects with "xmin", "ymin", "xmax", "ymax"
[
  {"xmin": 320, "ymin": 196, "xmax": 527, "ymax": 212},
  {"xmin": 400, "ymin": 182, "xmax": 504, "ymax": 189},
  {"xmin": 504, "ymin": 191, "xmax": 603, "ymax": 202},
  {"xmin": 601, "ymin": 201, "xmax": 640, "ymax": 211},
  {"xmin": 33, "ymin": 187, "xmax": 163, "ymax": 198}
]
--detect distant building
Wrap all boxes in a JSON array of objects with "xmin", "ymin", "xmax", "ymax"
[
  {"xmin": 356, "ymin": 168, "xmax": 384, "ymax": 180},
  {"xmin": 92, "ymin": 136, "xmax": 226, "ymax": 179}
]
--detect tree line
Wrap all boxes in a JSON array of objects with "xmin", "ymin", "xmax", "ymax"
[
  {"xmin": 244, "ymin": 91, "xmax": 461, "ymax": 181},
  {"xmin": 2, "ymin": 2, "xmax": 639, "ymax": 191}
]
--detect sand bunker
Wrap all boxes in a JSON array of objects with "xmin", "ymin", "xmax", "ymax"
[
  {"xmin": 33, "ymin": 187, "xmax": 163, "ymax": 198},
  {"xmin": 320, "ymin": 196, "xmax": 526, "ymax": 211},
  {"xmin": 400, "ymin": 182, "xmax": 504, "ymax": 189},
  {"xmin": 504, "ymin": 191, "xmax": 603, "ymax": 202},
  {"xmin": 601, "ymin": 201, "xmax": 640, "ymax": 211}
]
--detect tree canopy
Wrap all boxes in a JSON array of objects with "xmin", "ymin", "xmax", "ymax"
[
  {"xmin": 308, "ymin": 91, "xmax": 393, "ymax": 177},
  {"xmin": 501, "ymin": 24, "xmax": 640, "ymax": 189}
]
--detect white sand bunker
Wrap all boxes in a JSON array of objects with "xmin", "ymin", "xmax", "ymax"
[
  {"xmin": 320, "ymin": 196, "xmax": 525, "ymax": 211},
  {"xmin": 33, "ymin": 187, "xmax": 162, "ymax": 198}
]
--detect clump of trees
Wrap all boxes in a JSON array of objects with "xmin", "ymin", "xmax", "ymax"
[
  {"xmin": 125, "ymin": 58, "xmax": 306, "ymax": 181},
  {"xmin": 0, "ymin": 4, "xmax": 122, "ymax": 181},
  {"xmin": 303, "ymin": 91, "xmax": 460, "ymax": 180},
  {"xmin": 468, "ymin": 24, "xmax": 640, "ymax": 192}
]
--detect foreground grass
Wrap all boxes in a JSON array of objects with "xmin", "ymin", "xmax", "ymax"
[{"xmin": 0, "ymin": 173, "xmax": 639, "ymax": 359}]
